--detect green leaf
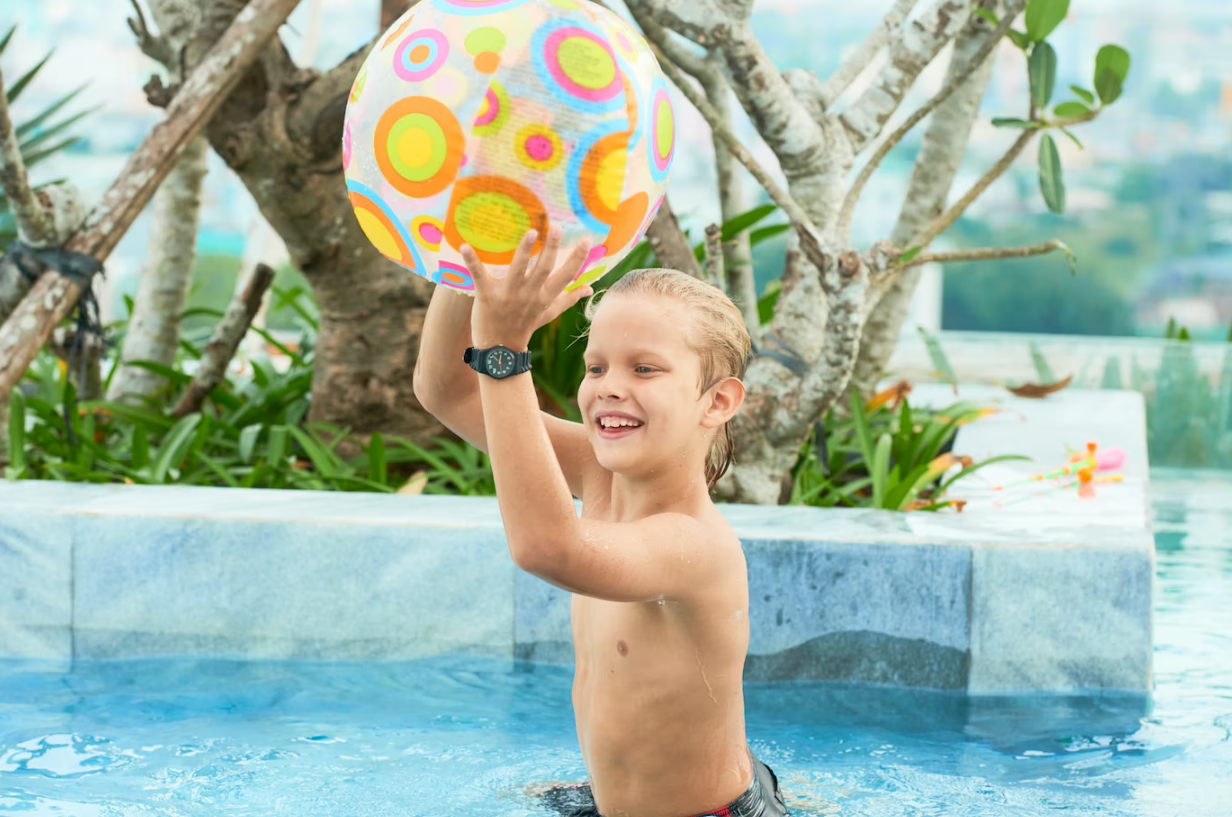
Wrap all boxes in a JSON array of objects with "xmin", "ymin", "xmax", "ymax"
[
  {"xmin": 1095, "ymin": 69, "xmax": 1123, "ymax": 106},
  {"xmin": 6, "ymin": 51, "xmax": 52, "ymax": 106},
  {"xmin": 1038, "ymin": 134, "xmax": 1066, "ymax": 214},
  {"xmin": 8, "ymin": 390, "xmax": 26, "ymax": 478},
  {"xmin": 265, "ymin": 425, "xmax": 289, "ymax": 466},
  {"xmin": 871, "ymin": 434, "xmax": 892, "ymax": 509},
  {"xmin": 1030, "ymin": 341, "xmax": 1056, "ymax": 384},
  {"xmin": 15, "ymin": 85, "xmax": 86, "ymax": 139},
  {"xmin": 1094, "ymin": 45, "xmax": 1130, "ymax": 104},
  {"xmin": 918, "ymin": 328, "xmax": 958, "ymax": 389},
  {"xmin": 1025, "ymin": 0, "xmax": 1069, "ymax": 42},
  {"xmin": 1029, "ymin": 42, "xmax": 1058, "ymax": 108},
  {"xmin": 757, "ymin": 280, "xmax": 781, "ymax": 327},
  {"xmin": 1053, "ymin": 101, "xmax": 1091, "ymax": 119},
  {"xmin": 19, "ymin": 106, "xmax": 98, "ymax": 154},
  {"xmin": 748, "ymin": 223, "xmax": 790, "ymax": 247},
  {"xmin": 368, "ymin": 432, "xmax": 387, "ymax": 485},
  {"xmin": 132, "ymin": 423, "xmax": 150, "ymax": 470},
  {"xmin": 973, "ymin": 8, "xmax": 1000, "ymax": 26},
  {"xmin": 1095, "ymin": 44, "xmax": 1132, "ymax": 83},
  {"xmin": 991, "ymin": 117, "xmax": 1039, "ymax": 129},
  {"xmin": 239, "ymin": 424, "xmax": 261, "ymax": 463},
  {"xmin": 720, "ymin": 204, "xmax": 778, "ymax": 241},
  {"xmin": 937, "ymin": 455, "xmax": 1032, "ymax": 495},
  {"xmin": 1058, "ymin": 126, "xmax": 1084, "ymax": 150},
  {"xmin": 1007, "ymin": 29, "xmax": 1031, "ymax": 50},
  {"xmin": 0, "ymin": 26, "xmax": 16, "ymax": 57},
  {"xmin": 895, "ymin": 246, "xmax": 923, "ymax": 266},
  {"xmin": 24, "ymin": 137, "xmax": 81, "ymax": 168},
  {"xmin": 151, "ymin": 414, "xmax": 202, "ymax": 484},
  {"xmin": 287, "ymin": 426, "xmax": 340, "ymax": 478},
  {"xmin": 1069, "ymin": 85, "xmax": 1096, "ymax": 105}
]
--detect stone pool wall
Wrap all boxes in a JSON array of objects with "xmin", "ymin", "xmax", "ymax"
[{"xmin": 0, "ymin": 386, "xmax": 1155, "ymax": 694}]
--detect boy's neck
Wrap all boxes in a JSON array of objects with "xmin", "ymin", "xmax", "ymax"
[{"xmin": 607, "ymin": 467, "xmax": 713, "ymax": 522}]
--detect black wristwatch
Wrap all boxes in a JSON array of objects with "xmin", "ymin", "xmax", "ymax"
[{"xmin": 464, "ymin": 345, "xmax": 533, "ymax": 379}]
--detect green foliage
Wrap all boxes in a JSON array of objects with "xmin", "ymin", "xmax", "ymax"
[
  {"xmin": 8, "ymin": 289, "xmax": 494, "ymax": 493},
  {"xmin": 0, "ymin": 25, "xmax": 95, "ymax": 250},
  {"xmin": 919, "ymin": 327, "xmax": 958, "ymax": 389},
  {"xmin": 1038, "ymin": 134, "xmax": 1066, "ymax": 214},
  {"xmin": 1095, "ymin": 45, "xmax": 1131, "ymax": 105},
  {"xmin": 1135, "ymin": 341, "xmax": 1232, "ymax": 470},
  {"xmin": 1029, "ymin": 42, "xmax": 1058, "ymax": 108},
  {"xmin": 1024, "ymin": 0, "xmax": 1070, "ymax": 42},
  {"xmin": 788, "ymin": 393, "xmax": 1027, "ymax": 511}
]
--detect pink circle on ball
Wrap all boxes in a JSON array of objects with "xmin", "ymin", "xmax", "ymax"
[
  {"xmin": 419, "ymin": 223, "xmax": 443, "ymax": 244},
  {"xmin": 525, "ymin": 134, "xmax": 555, "ymax": 162}
]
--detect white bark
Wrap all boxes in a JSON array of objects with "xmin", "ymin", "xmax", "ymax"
[
  {"xmin": 109, "ymin": 0, "xmax": 208, "ymax": 404},
  {"xmin": 851, "ymin": 0, "xmax": 1022, "ymax": 397},
  {"xmin": 108, "ymin": 136, "xmax": 208, "ymax": 402},
  {"xmin": 816, "ymin": 0, "xmax": 920, "ymax": 110},
  {"xmin": 840, "ymin": 0, "xmax": 972, "ymax": 152}
]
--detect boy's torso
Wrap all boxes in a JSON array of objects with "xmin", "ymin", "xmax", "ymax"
[{"xmin": 571, "ymin": 487, "xmax": 753, "ymax": 817}]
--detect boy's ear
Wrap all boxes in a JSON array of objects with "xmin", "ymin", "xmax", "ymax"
[{"xmin": 701, "ymin": 377, "xmax": 746, "ymax": 429}]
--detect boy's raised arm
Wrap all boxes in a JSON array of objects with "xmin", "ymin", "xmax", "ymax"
[{"xmin": 412, "ymin": 236, "xmax": 599, "ymax": 498}]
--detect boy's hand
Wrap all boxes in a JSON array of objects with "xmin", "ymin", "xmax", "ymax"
[{"xmin": 462, "ymin": 226, "xmax": 593, "ymax": 350}]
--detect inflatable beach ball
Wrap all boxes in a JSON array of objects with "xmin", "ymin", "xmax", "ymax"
[{"xmin": 342, "ymin": 0, "xmax": 676, "ymax": 295}]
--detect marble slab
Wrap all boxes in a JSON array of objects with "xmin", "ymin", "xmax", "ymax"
[{"xmin": 0, "ymin": 387, "xmax": 1154, "ymax": 692}]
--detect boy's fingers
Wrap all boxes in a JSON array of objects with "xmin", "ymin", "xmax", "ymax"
[
  {"xmin": 533, "ymin": 226, "xmax": 564, "ymax": 282},
  {"xmin": 550, "ymin": 239, "xmax": 591, "ymax": 291},
  {"xmin": 510, "ymin": 230, "xmax": 539, "ymax": 279},
  {"xmin": 460, "ymin": 244, "xmax": 489, "ymax": 293}
]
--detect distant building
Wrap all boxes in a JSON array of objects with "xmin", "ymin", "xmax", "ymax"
[{"xmin": 1137, "ymin": 254, "xmax": 1232, "ymax": 331}]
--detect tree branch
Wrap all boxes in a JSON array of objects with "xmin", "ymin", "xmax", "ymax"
[
  {"xmin": 819, "ymin": 0, "xmax": 920, "ymax": 110},
  {"xmin": 127, "ymin": 0, "xmax": 174, "ymax": 67},
  {"xmin": 645, "ymin": 196, "xmax": 703, "ymax": 279},
  {"xmin": 704, "ymin": 223, "xmax": 726, "ymax": 293},
  {"xmin": 899, "ymin": 239, "xmax": 1068, "ymax": 268},
  {"xmin": 911, "ymin": 126, "xmax": 1036, "ymax": 247},
  {"xmin": 841, "ymin": 0, "xmax": 972, "ymax": 152},
  {"xmin": 640, "ymin": 27, "xmax": 831, "ymax": 274},
  {"xmin": 173, "ymin": 262, "xmax": 275, "ymax": 417},
  {"xmin": 850, "ymin": 0, "xmax": 1020, "ymax": 400},
  {"xmin": 0, "ymin": 66, "xmax": 59, "ymax": 247},
  {"xmin": 836, "ymin": 7, "xmax": 1016, "ymax": 242},
  {"xmin": 0, "ymin": 0, "xmax": 304, "ymax": 404}
]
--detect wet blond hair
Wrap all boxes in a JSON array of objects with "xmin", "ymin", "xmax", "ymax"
[{"xmin": 584, "ymin": 268, "xmax": 752, "ymax": 491}]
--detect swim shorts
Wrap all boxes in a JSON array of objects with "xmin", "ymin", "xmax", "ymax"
[{"xmin": 538, "ymin": 751, "xmax": 789, "ymax": 817}]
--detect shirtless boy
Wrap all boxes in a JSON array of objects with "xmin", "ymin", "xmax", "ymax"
[{"xmin": 413, "ymin": 227, "xmax": 790, "ymax": 817}]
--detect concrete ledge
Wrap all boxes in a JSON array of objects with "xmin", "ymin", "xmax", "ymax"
[{"xmin": 0, "ymin": 387, "xmax": 1154, "ymax": 693}]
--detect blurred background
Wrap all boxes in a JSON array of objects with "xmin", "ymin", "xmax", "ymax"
[{"xmin": 6, "ymin": 0, "xmax": 1231, "ymax": 340}]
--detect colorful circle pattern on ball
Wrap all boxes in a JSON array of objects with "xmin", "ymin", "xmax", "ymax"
[
  {"xmin": 348, "ymin": 180, "xmax": 424, "ymax": 274},
  {"xmin": 394, "ymin": 29, "xmax": 450, "ymax": 82},
  {"xmin": 533, "ymin": 18, "xmax": 625, "ymax": 114},
  {"xmin": 375, "ymin": 96, "xmax": 464, "ymax": 198},
  {"xmin": 344, "ymin": 0, "xmax": 675, "ymax": 296}
]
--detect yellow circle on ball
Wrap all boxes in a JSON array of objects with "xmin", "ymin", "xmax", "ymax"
[
  {"xmin": 558, "ymin": 37, "xmax": 617, "ymax": 90},
  {"xmin": 356, "ymin": 210, "xmax": 402, "ymax": 260}
]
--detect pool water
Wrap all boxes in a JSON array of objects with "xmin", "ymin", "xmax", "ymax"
[{"xmin": 2, "ymin": 472, "xmax": 1230, "ymax": 816}]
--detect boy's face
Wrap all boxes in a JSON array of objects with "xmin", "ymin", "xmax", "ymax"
[{"xmin": 579, "ymin": 293, "xmax": 713, "ymax": 482}]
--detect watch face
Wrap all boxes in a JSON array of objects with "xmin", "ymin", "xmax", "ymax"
[{"xmin": 486, "ymin": 347, "xmax": 516, "ymax": 378}]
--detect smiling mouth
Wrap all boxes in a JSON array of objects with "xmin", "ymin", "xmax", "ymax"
[{"xmin": 597, "ymin": 417, "xmax": 644, "ymax": 439}]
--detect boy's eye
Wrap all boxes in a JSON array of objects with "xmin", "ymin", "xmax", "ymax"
[
  {"xmin": 635, "ymin": 366, "xmax": 655, "ymax": 374},
  {"xmin": 587, "ymin": 365, "xmax": 604, "ymax": 375}
]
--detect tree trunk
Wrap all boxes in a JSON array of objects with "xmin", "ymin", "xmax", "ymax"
[
  {"xmin": 850, "ymin": 0, "xmax": 1018, "ymax": 399},
  {"xmin": 191, "ymin": 0, "xmax": 448, "ymax": 443},
  {"xmin": 108, "ymin": 136, "xmax": 208, "ymax": 402}
]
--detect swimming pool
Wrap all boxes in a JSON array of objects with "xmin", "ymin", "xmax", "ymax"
[{"xmin": 1, "ymin": 471, "xmax": 1228, "ymax": 816}]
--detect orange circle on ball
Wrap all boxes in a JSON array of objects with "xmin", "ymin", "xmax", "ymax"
[{"xmin": 474, "ymin": 52, "xmax": 501, "ymax": 74}]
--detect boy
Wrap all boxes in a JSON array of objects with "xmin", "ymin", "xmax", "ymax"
[{"xmin": 413, "ymin": 227, "xmax": 789, "ymax": 817}]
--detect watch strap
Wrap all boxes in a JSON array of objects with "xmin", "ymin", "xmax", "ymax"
[{"xmin": 464, "ymin": 345, "xmax": 533, "ymax": 377}]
